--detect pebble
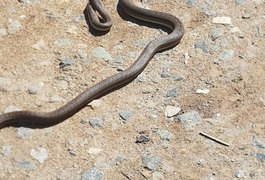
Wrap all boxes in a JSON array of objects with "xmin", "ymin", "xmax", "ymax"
[
  {"xmin": 218, "ymin": 50, "xmax": 235, "ymax": 61},
  {"xmin": 186, "ymin": 0, "xmax": 196, "ymax": 6},
  {"xmin": 28, "ymin": 81, "xmax": 44, "ymax": 95},
  {"xmin": 152, "ymin": 171, "xmax": 164, "ymax": 180},
  {"xmin": 77, "ymin": 51, "xmax": 89, "ymax": 64},
  {"xmin": 31, "ymin": 39, "xmax": 46, "ymax": 50},
  {"xmin": 142, "ymin": 155, "xmax": 161, "ymax": 171},
  {"xmin": 59, "ymin": 57, "xmax": 74, "ymax": 68},
  {"xmin": 54, "ymin": 38, "xmax": 71, "ymax": 47},
  {"xmin": 195, "ymin": 88, "xmax": 210, "ymax": 94},
  {"xmin": 165, "ymin": 88, "xmax": 178, "ymax": 98},
  {"xmin": 88, "ymin": 99, "xmax": 102, "ymax": 109},
  {"xmin": 30, "ymin": 148, "xmax": 48, "ymax": 164},
  {"xmin": 235, "ymin": 170, "xmax": 245, "ymax": 178},
  {"xmin": 136, "ymin": 135, "xmax": 150, "ymax": 144},
  {"xmin": 156, "ymin": 129, "xmax": 174, "ymax": 141},
  {"xmin": 92, "ymin": 47, "xmax": 113, "ymax": 62},
  {"xmin": 17, "ymin": 160, "xmax": 36, "ymax": 171},
  {"xmin": 89, "ymin": 117, "xmax": 104, "ymax": 128},
  {"xmin": 119, "ymin": 111, "xmax": 133, "ymax": 121},
  {"xmin": 0, "ymin": 28, "xmax": 8, "ymax": 37},
  {"xmin": 194, "ymin": 40, "xmax": 209, "ymax": 53},
  {"xmin": 88, "ymin": 148, "xmax": 103, "ymax": 155},
  {"xmin": 252, "ymin": 137, "xmax": 265, "ymax": 149},
  {"xmin": 235, "ymin": 0, "xmax": 246, "ymax": 5},
  {"xmin": 3, "ymin": 105, "xmax": 20, "ymax": 113},
  {"xmin": 74, "ymin": 15, "xmax": 85, "ymax": 23},
  {"xmin": 165, "ymin": 106, "xmax": 181, "ymax": 117},
  {"xmin": 177, "ymin": 111, "xmax": 202, "ymax": 129},
  {"xmin": 82, "ymin": 167, "xmax": 104, "ymax": 180},
  {"xmin": 256, "ymin": 153, "xmax": 265, "ymax": 163},
  {"xmin": 0, "ymin": 77, "xmax": 11, "ymax": 92},
  {"xmin": 1, "ymin": 145, "xmax": 11, "ymax": 157},
  {"xmin": 7, "ymin": 18, "xmax": 22, "ymax": 34},
  {"xmin": 212, "ymin": 17, "xmax": 232, "ymax": 25},
  {"xmin": 208, "ymin": 28, "xmax": 223, "ymax": 41},
  {"xmin": 17, "ymin": 127, "xmax": 32, "ymax": 139},
  {"xmin": 50, "ymin": 94, "xmax": 63, "ymax": 102}
]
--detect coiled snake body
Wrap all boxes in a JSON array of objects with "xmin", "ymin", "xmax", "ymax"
[{"xmin": 0, "ymin": 0, "xmax": 184, "ymax": 128}]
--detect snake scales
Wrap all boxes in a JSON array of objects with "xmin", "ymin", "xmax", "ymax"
[{"xmin": 0, "ymin": 0, "xmax": 184, "ymax": 128}]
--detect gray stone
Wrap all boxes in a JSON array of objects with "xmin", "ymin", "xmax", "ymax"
[
  {"xmin": 54, "ymin": 38, "xmax": 71, "ymax": 47},
  {"xmin": 77, "ymin": 51, "xmax": 89, "ymax": 64},
  {"xmin": 74, "ymin": 15, "xmax": 85, "ymax": 23},
  {"xmin": 166, "ymin": 88, "xmax": 178, "ymax": 98},
  {"xmin": 142, "ymin": 155, "xmax": 161, "ymax": 171},
  {"xmin": 186, "ymin": 0, "xmax": 196, "ymax": 6},
  {"xmin": 208, "ymin": 28, "xmax": 223, "ymax": 41},
  {"xmin": 256, "ymin": 153, "xmax": 265, "ymax": 163},
  {"xmin": 1, "ymin": 145, "xmax": 11, "ymax": 157},
  {"xmin": 89, "ymin": 117, "xmax": 103, "ymax": 128},
  {"xmin": 156, "ymin": 129, "xmax": 173, "ymax": 141},
  {"xmin": 28, "ymin": 81, "xmax": 44, "ymax": 95},
  {"xmin": 136, "ymin": 135, "xmax": 150, "ymax": 144},
  {"xmin": 194, "ymin": 40, "xmax": 209, "ymax": 53},
  {"xmin": 253, "ymin": 137, "xmax": 265, "ymax": 149},
  {"xmin": 235, "ymin": 0, "xmax": 246, "ymax": 5},
  {"xmin": 92, "ymin": 47, "xmax": 113, "ymax": 62},
  {"xmin": 30, "ymin": 148, "xmax": 48, "ymax": 164},
  {"xmin": 219, "ymin": 50, "xmax": 235, "ymax": 61},
  {"xmin": 17, "ymin": 127, "xmax": 32, "ymax": 139},
  {"xmin": 17, "ymin": 160, "xmax": 36, "ymax": 171},
  {"xmin": 7, "ymin": 18, "xmax": 22, "ymax": 34},
  {"xmin": 177, "ymin": 111, "xmax": 202, "ymax": 129},
  {"xmin": 0, "ymin": 77, "xmax": 11, "ymax": 92},
  {"xmin": 235, "ymin": 170, "xmax": 245, "ymax": 178},
  {"xmin": 119, "ymin": 111, "xmax": 133, "ymax": 121},
  {"xmin": 82, "ymin": 167, "xmax": 104, "ymax": 180},
  {"xmin": 0, "ymin": 28, "xmax": 8, "ymax": 37},
  {"xmin": 89, "ymin": 117, "xmax": 104, "ymax": 128},
  {"xmin": 59, "ymin": 57, "xmax": 74, "ymax": 68}
]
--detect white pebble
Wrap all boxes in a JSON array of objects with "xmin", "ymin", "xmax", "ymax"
[
  {"xmin": 165, "ymin": 106, "xmax": 181, "ymax": 117},
  {"xmin": 30, "ymin": 148, "xmax": 48, "ymax": 164},
  {"xmin": 212, "ymin": 17, "xmax": 232, "ymax": 25},
  {"xmin": 88, "ymin": 148, "xmax": 102, "ymax": 155},
  {"xmin": 196, "ymin": 88, "xmax": 210, "ymax": 94}
]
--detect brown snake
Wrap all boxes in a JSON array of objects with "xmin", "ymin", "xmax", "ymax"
[{"xmin": 0, "ymin": 0, "xmax": 184, "ymax": 128}]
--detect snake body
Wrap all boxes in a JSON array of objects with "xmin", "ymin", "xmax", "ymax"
[{"xmin": 0, "ymin": 0, "xmax": 184, "ymax": 128}]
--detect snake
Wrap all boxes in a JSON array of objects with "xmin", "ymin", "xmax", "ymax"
[{"xmin": 0, "ymin": 0, "xmax": 184, "ymax": 128}]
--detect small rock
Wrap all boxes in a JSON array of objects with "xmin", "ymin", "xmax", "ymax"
[
  {"xmin": 166, "ymin": 88, "xmax": 178, "ymax": 98},
  {"xmin": 142, "ymin": 155, "xmax": 161, "ymax": 171},
  {"xmin": 156, "ymin": 129, "xmax": 173, "ymax": 141},
  {"xmin": 88, "ymin": 148, "xmax": 102, "ymax": 155},
  {"xmin": 7, "ymin": 18, "xmax": 22, "ymax": 34},
  {"xmin": 186, "ymin": 0, "xmax": 196, "ymax": 6},
  {"xmin": 194, "ymin": 40, "xmax": 209, "ymax": 53},
  {"xmin": 31, "ymin": 39, "xmax": 45, "ymax": 50},
  {"xmin": 177, "ymin": 111, "xmax": 202, "ymax": 129},
  {"xmin": 119, "ymin": 111, "xmax": 133, "ymax": 121},
  {"xmin": 82, "ymin": 167, "xmax": 104, "ymax": 180},
  {"xmin": 252, "ymin": 137, "xmax": 265, "ymax": 149},
  {"xmin": 1, "ymin": 145, "xmax": 11, "ymax": 157},
  {"xmin": 74, "ymin": 15, "xmax": 85, "ymax": 23},
  {"xmin": 92, "ymin": 47, "xmax": 113, "ymax": 62},
  {"xmin": 208, "ymin": 28, "xmax": 223, "ymax": 41},
  {"xmin": 17, "ymin": 160, "xmax": 36, "ymax": 171},
  {"xmin": 59, "ymin": 57, "xmax": 74, "ymax": 68},
  {"xmin": 28, "ymin": 81, "xmax": 44, "ymax": 95},
  {"xmin": 89, "ymin": 117, "xmax": 104, "ymax": 128},
  {"xmin": 50, "ymin": 94, "xmax": 63, "ymax": 102},
  {"xmin": 165, "ymin": 106, "xmax": 181, "ymax": 117},
  {"xmin": 54, "ymin": 38, "xmax": 71, "ymax": 47},
  {"xmin": 235, "ymin": 170, "xmax": 245, "ymax": 178},
  {"xmin": 0, "ymin": 28, "xmax": 8, "ymax": 37},
  {"xmin": 256, "ymin": 153, "xmax": 265, "ymax": 163},
  {"xmin": 88, "ymin": 99, "xmax": 102, "ymax": 109},
  {"xmin": 30, "ymin": 148, "xmax": 48, "ymax": 164},
  {"xmin": 235, "ymin": 0, "xmax": 246, "ymax": 5},
  {"xmin": 212, "ymin": 17, "xmax": 232, "ymax": 25},
  {"xmin": 219, "ymin": 50, "xmax": 235, "ymax": 61},
  {"xmin": 0, "ymin": 77, "xmax": 11, "ymax": 91},
  {"xmin": 4, "ymin": 105, "xmax": 20, "ymax": 113},
  {"xmin": 136, "ymin": 135, "xmax": 150, "ymax": 144},
  {"xmin": 195, "ymin": 88, "xmax": 210, "ymax": 94},
  {"xmin": 17, "ymin": 127, "xmax": 32, "ymax": 139},
  {"xmin": 77, "ymin": 51, "xmax": 89, "ymax": 64}
]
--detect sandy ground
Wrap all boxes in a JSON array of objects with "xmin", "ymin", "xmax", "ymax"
[{"xmin": 0, "ymin": 0, "xmax": 265, "ymax": 179}]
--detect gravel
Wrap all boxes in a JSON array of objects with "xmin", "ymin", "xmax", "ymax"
[
  {"xmin": 17, "ymin": 127, "xmax": 32, "ymax": 139},
  {"xmin": 30, "ymin": 148, "xmax": 48, "ymax": 164},
  {"xmin": 119, "ymin": 111, "xmax": 133, "ymax": 121},
  {"xmin": 1, "ymin": 145, "xmax": 11, "ymax": 157},
  {"xmin": 142, "ymin": 155, "xmax": 161, "ymax": 171},
  {"xmin": 156, "ymin": 129, "xmax": 174, "ymax": 141},
  {"xmin": 82, "ymin": 167, "xmax": 104, "ymax": 180},
  {"xmin": 177, "ymin": 111, "xmax": 202, "ymax": 129}
]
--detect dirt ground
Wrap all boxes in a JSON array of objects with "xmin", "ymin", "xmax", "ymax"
[{"xmin": 0, "ymin": 0, "xmax": 264, "ymax": 179}]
